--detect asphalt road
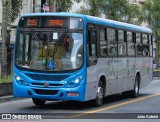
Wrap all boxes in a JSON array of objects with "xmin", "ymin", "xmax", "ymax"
[{"xmin": 0, "ymin": 80, "xmax": 160, "ymax": 122}]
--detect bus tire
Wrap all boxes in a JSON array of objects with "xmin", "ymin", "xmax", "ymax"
[
  {"xmin": 92, "ymin": 80, "xmax": 104, "ymax": 107},
  {"xmin": 32, "ymin": 98, "xmax": 46, "ymax": 106},
  {"xmin": 129, "ymin": 76, "xmax": 140, "ymax": 98}
]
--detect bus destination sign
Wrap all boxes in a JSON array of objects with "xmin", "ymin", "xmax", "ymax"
[
  {"xmin": 48, "ymin": 20, "xmax": 64, "ymax": 27},
  {"xmin": 19, "ymin": 16, "xmax": 83, "ymax": 30}
]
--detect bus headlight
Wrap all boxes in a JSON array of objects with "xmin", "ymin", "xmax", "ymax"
[
  {"xmin": 66, "ymin": 76, "xmax": 84, "ymax": 88},
  {"xmin": 16, "ymin": 76, "xmax": 21, "ymax": 81},
  {"xmin": 14, "ymin": 74, "xmax": 28, "ymax": 86}
]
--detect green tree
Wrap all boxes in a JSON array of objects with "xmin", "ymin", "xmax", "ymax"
[
  {"xmin": 76, "ymin": 0, "xmax": 103, "ymax": 17},
  {"xmin": 49, "ymin": 0, "xmax": 81, "ymax": 12},
  {"xmin": 152, "ymin": 0, "xmax": 160, "ymax": 66},
  {"xmin": 141, "ymin": 0, "xmax": 160, "ymax": 64},
  {"xmin": 1, "ymin": 0, "xmax": 22, "ymax": 78},
  {"xmin": 126, "ymin": 3, "xmax": 141, "ymax": 24},
  {"xmin": 140, "ymin": 0, "xmax": 160, "ymax": 32},
  {"xmin": 87, "ymin": 0, "xmax": 102, "ymax": 16},
  {"xmin": 140, "ymin": 0, "xmax": 153, "ymax": 28},
  {"xmin": 7, "ymin": 0, "xmax": 23, "ymax": 23},
  {"xmin": 76, "ymin": 6, "xmax": 90, "ymax": 15},
  {"xmin": 50, "ymin": 0, "xmax": 72, "ymax": 12},
  {"xmin": 107, "ymin": 0, "xmax": 140, "ymax": 24},
  {"xmin": 76, "ymin": 0, "xmax": 140, "ymax": 24},
  {"xmin": 102, "ymin": 0, "xmax": 129, "ymax": 21}
]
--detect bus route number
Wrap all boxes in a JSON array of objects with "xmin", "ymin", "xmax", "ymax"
[{"xmin": 27, "ymin": 19, "xmax": 37, "ymax": 26}]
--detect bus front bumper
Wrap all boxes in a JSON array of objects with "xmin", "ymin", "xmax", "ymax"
[{"xmin": 13, "ymin": 80, "xmax": 85, "ymax": 101}]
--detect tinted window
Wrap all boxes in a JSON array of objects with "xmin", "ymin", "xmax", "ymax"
[
  {"xmin": 118, "ymin": 30, "xmax": 126, "ymax": 55},
  {"xmin": 100, "ymin": 28, "xmax": 107, "ymax": 56},
  {"xmin": 136, "ymin": 33, "xmax": 143, "ymax": 55},
  {"xmin": 149, "ymin": 35, "xmax": 152, "ymax": 56},
  {"xmin": 108, "ymin": 29, "xmax": 117, "ymax": 55},
  {"xmin": 87, "ymin": 31, "xmax": 97, "ymax": 57},
  {"xmin": 142, "ymin": 34, "xmax": 149, "ymax": 56},
  {"xmin": 127, "ymin": 32, "xmax": 135, "ymax": 55}
]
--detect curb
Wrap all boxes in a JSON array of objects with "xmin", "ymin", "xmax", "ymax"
[
  {"xmin": 0, "ymin": 83, "xmax": 12, "ymax": 96},
  {"xmin": 153, "ymin": 77, "xmax": 160, "ymax": 80},
  {"xmin": 0, "ymin": 96, "xmax": 26, "ymax": 103}
]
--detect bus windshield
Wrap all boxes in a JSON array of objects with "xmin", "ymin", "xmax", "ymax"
[{"xmin": 16, "ymin": 31, "xmax": 83, "ymax": 71}]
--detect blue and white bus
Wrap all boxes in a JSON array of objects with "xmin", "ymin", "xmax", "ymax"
[{"xmin": 13, "ymin": 12, "xmax": 153, "ymax": 106}]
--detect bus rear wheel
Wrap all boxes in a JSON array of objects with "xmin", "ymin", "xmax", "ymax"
[
  {"xmin": 32, "ymin": 98, "xmax": 46, "ymax": 106},
  {"xmin": 92, "ymin": 80, "xmax": 104, "ymax": 107},
  {"xmin": 122, "ymin": 76, "xmax": 140, "ymax": 98},
  {"xmin": 130, "ymin": 76, "xmax": 140, "ymax": 98}
]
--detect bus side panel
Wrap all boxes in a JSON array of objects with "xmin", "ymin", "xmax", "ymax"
[
  {"xmin": 126, "ymin": 57, "xmax": 136, "ymax": 91},
  {"xmin": 142, "ymin": 57, "xmax": 152, "ymax": 87},
  {"xmin": 135, "ymin": 57, "xmax": 142, "ymax": 88},
  {"xmin": 85, "ymin": 58, "xmax": 117, "ymax": 101},
  {"xmin": 117, "ymin": 58, "xmax": 128, "ymax": 93},
  {"xmin": 117, "ymin": 57, "xmax": 136, "ymax": 93},
  {"xmin": 85, "ymin": 65, "xmax": 98, "ymax": 101},
  {"xmin": 136, "ymin": 57, "xmax": 152, "ymax": 89},
  {"xmin": 106, "ymin": 58, "xmax": 118, "ymax": 95},
  {"xmin": 140, "ymin": 57, "xmax": 152, "ymax": 88},
  {"xmin": 150, "ymin": 57, "xmax": 153, "ymax": 79}
]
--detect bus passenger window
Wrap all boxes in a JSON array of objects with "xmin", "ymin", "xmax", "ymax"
[
  {"xmin": 142, "ymin": 34, "xmax": 149, "ymax": 56},
  {"xmin": 100, "ymin": 28, "xmax": 107, "ymax": 56},
  {"xmin": 107, "ymin": 29, "xmax": 117, "ymax": 55},
  {"xmin": 127, "ymin": 32, "xmax": 135, "ymax": 55},
  {"xmin": 149, "ymin": 35, "xmax": 152, "ymax": 56},
  {"xmin": 136, "ymin": 33, "xmax": 143, "ymax": 55},
  {"xmin": 118, "ymin": 30, "xmax": 126, "ymax": 55}
]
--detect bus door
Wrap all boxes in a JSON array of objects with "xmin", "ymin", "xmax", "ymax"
[
  {"xmin": 85, "ymin": 24, "xmax": 98, "ymax": 100},
  {"xmin": 86, "ymin": 24, "xmax": 97, "ymax": 67}
]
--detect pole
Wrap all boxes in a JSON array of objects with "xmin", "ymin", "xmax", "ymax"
[{"xmin": 1, "ymin": 0, "xmax": 8, "ymax": 78}]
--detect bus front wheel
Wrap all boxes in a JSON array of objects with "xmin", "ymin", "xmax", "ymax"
[
  {"xmin": 92, "ymin": 80, "xmax": 104, "ymax": 107},
  {"xmin": 32, "ymin": 98, "xmax": 46, "ymax": 106}
]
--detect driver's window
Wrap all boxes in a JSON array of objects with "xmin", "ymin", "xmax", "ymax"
[
  {"xmin": 87, "ymin": 26, "xmax": 97, "ymax": 66},
  {"xmin": 87, "ymin": 30, "xmax": 97, "ymax": 57}
]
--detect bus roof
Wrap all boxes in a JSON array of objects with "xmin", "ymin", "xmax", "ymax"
[
  {"xmin": 86, "ymin": 15, "xmax": 152, "ymax": 34},
  {"xmin": 20, "ymin": 12, "xmax": 152, "ymax": 34}
]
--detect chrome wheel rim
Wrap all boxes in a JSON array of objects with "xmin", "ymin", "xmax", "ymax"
[
  {"xmin": 97, "ymin": 86, "xmax": 103, "ymax": 104},
  {"xmin": 135, "ymin": 80, "xmax": 139, "ymax": 94}
]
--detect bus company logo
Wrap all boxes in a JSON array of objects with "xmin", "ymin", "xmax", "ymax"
[
  {"xmin": 2, "ymin": 114, "xmax": 11, "ymax": 119},
  {"xmin": 44, "ymin": 82, "xmax": 49, "ymax": 87}
]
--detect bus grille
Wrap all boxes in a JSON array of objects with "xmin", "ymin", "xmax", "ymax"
[
  {"xmin": 25, "ymin": 73, "xmax": 69, "ymax": 81},
  {"xmin": 34, "ymin": 89, "xmax": 58, "ymax": 95},
  {"xmin": 31, "ymin": 83, "xmax": 62, "ymax": 87}
]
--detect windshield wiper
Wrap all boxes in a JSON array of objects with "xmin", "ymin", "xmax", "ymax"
[{"xmin": 52, "ymin": 29, "xmax": 68, "ymax": 60}]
